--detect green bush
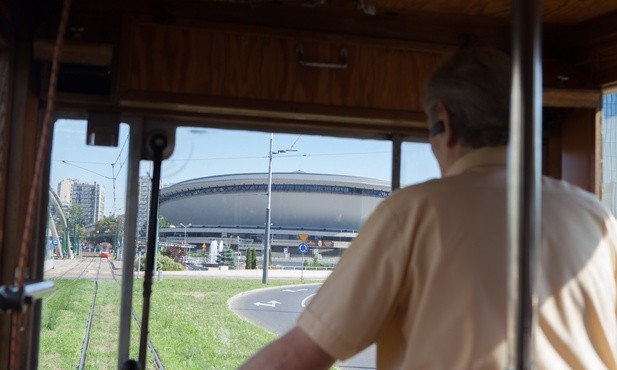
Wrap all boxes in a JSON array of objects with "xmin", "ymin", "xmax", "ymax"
[
  {"xmin": 159, "ymin": 255, "xmax": 185, "ymax": 271},
  {"xmin": 302, "ymin": 254, "xmax": 334, "ymax": 268},
  {"xmin": 137, "ymin": 254, "xmax": 185, "ymax": 271},
  {"xmin": 161, "ymin": 245, "xmax": 186, "ymax": 263}
]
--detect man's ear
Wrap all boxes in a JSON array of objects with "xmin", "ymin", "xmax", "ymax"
[{"xmin": 436, "ymin": 103, "xmax": 457, "ymax": 147}]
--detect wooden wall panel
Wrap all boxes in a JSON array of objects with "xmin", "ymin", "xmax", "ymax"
[
  {"xmin": 128, "ymin": 23, "xmax": 227, "ymax": 95},
  {"xmin": 561, "ymin": 109, "xmax": 597, "ymax": 192},
  {"xmin": 224, "ymin": 31, "xmax": 297, "ymax": 101},
  {"xmin": 555, "ymin": 10, "xmax": 617, "ymax": 88},
  {"xmin": 0, "ymin": 53, "xmax": 8, "ymax": 259},
  {"xmin": 542, "ymin": 116, "xmax": 562, "ymax": 180},
  {"xmin": 123, "ymin": 21, "xmax": 447, "ymax": 114},
  {"xmin": 0, "ymin": 42, "xmax": 40, "ymax": 370}
]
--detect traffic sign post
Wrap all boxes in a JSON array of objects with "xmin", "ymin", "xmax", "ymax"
[{"xmin": 298, "ymin": 243, "xmax": 309, "ymax": 282}]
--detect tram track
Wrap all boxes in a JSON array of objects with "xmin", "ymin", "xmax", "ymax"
[
  {"xmin": 77, "ymin": 258, "xmax": 102, "ymax": 370},
  {"xmin": 108, "ymin": 261, "xmax": 165, "ymax": 370},
  {"xmin": 52, "ymin": 256, "xmax": 95, "ymax": 279},
  {"xmin": 45, "ymin": 257, "xmax": 96, "ymax": 302},
  {"xmin": 64, "ymin": 257, "xmax": 163, "ymax": 370}
]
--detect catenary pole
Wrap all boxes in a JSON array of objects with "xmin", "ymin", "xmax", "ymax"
[{"xmin": 262, "ymin": 134, "xmax": 274, "ymax": 284}]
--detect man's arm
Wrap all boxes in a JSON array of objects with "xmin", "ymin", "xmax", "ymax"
[{"xmin": 238, "ymin": 326, "xmax": 335, "ymax": 370}]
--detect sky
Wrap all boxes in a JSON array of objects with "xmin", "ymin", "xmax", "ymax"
[{"xmin": 50, "ymin": 119, "xmax": 440, "ymax": 216}]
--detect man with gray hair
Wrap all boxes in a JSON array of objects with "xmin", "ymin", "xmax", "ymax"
[{"xmin": 239, "ymin": 48, "xmax": 617, "ymax": 369}]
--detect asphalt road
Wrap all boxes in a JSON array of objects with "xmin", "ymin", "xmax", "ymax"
[{"xmin": 230, "ymin": 284, "xmax": 376, "ymax": 369}]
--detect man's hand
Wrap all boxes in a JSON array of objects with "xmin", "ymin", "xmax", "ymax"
[{"xmin": 238, "ymin": 326, "xmax": 335, "ymax": 370}]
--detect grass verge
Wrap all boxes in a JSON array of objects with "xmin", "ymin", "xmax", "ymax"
[{"xmin": 40, "ymin": 279, "xmax": 314, "ymax": 369}]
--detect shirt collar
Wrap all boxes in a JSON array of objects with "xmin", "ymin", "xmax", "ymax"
[{"xmin": 445, "ymin": 146, "xmax": 508, "ymax": 177}]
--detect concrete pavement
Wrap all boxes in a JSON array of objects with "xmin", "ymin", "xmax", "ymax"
[
  {"xmin": 45, "ymin": 257, "xmax": 332, "ymax": 281},
  {"xmin": 132, "ymin": 266, "xmax": 332, "ymax": 280}
]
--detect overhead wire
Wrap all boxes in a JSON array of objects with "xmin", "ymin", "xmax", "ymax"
[
  {"xmin": 61, "ymin": 160, "xmax": 114, "ymax": 179},
  {"xmin": 58, "ymin": 130, "xmax": 129, "ymax": 215},
  {"xmin": 160, "ymin": 150, "xmax": 390, "ymax": 162}
]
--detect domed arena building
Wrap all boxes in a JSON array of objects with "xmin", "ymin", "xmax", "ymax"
[{"xmin": 158, "ymin": 172, "xmax": 390, "ymax": 256}]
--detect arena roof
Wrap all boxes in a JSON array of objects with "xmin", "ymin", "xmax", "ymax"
[
  {"xmin": 159, "ymin": 172, "xmax": 391, "ymax": 232},
  {"xmin": 168, "ymin": 171, "xmax": 390, "ymax": 189}
]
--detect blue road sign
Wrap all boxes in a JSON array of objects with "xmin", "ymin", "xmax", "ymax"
[
  {"xmin": 298, "ymin": 243, "xmax": 309, "ymax": 254},
  {"xmin": 52, "ymin": 239, "xmax": 58, "ymax": 246}
]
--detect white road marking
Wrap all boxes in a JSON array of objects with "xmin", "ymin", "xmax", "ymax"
[
  {"xmin": 301, "ymin": 293, "xmax": 316, "ymax": 308},
  {"xmin": 282, "ymin": 289, "xmax": 309, "ymax": 293},
  {"xmin": 253, "ymin": 300, "xmax": 282, "ymax": 307}
]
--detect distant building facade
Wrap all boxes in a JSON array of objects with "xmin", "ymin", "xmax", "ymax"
[
  {"xmin": 57, "ymin": 179, "xmax": 76, "ymax": 209},
  {"xmin": 65, "ymin": 181, "xmax": 105, "ymax": 225},
  {"xmin": 137, "ymin": 176, "xmax": 152, "ymax": 236}
]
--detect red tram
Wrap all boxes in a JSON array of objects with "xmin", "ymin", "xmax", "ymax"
[{"xmin": 98, "ymin": 243, "xmax": 113, "ymax": 259}]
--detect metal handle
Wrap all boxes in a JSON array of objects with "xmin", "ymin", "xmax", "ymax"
[
  {"xmin": 23, "ymin": 281, "xmax": 56, "ymax": 302},
  {"xmin": 0, "ymin": 281, "xmax": 56, "ymax": 313},
  {"xmin": 295, "ymin": 44, "xmax": 348, "ymax": 69}
]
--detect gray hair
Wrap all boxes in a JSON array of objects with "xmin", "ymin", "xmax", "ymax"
[{"xmin": 423, "ymin": 48, "xmax": 511, "ymax": 148}]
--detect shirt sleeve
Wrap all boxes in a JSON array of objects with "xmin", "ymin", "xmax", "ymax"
[
  {"xmin": 609, "ymin": 214, "xmax": 617, "ymax": 293},
  {"xmin": 296, "ymin": 196, "xmax": 410, "ymax": 360}
]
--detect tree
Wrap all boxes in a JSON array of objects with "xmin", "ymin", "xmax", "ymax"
[
  {"xmin": 65, "ymin": 204, "xmax": 88, "ymax": 253},
  {"xmin": 245, "ymin": 248, "xmax": 252, "ymax": 269},
  {"xmin": 216, "ymin": 247, "xmax": 237, "ymax": 268},
  {"xmin": 67, "ymin": 203, "xmax": 86, "ymax": 227},
  {"xmin": 244, "ymin": 248, "xmax": 249, "ymax": 269},
  {"xmin": 91, "ymin": 215, "xmax": 125, "ymax": 247},
  {"xmin": 137, "ymin": 215, "xmax": 169, "ymax": 237},
  {"xmin": 246, "ymin": 248, "xmax": 257, "ymax": 269},
  {"xmin": 159, "ymin": 215, "xmax": 171, "ymax": 228},
  {"xmin": 94, "ymin": 215, "xmax": 124, "ymax": 235}
]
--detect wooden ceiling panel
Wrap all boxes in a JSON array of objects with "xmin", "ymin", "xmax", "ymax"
[
  {"xmin": 31, "ymin": 0, "xmax": 617, "ymax": 129},
  {"xmin": 343, "ymin": 0, "xmax": 617, "ymax": 25},
  {"xmin": 539, "ymin": 1, "xmax": 617, "ymax": 24},
  {"xmin": 43, "ymin": 0, "xmax": 617, "ymax": 27},
  {"xmin": 172, "ymin": 0, "xmax": 617, "ymax": 25}
]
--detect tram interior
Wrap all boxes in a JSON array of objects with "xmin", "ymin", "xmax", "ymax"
[{"xmin": 2, "ymin": 0, "xmax": 617, "ymax": 368}]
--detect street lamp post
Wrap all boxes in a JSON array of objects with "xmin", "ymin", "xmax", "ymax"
[
  {"xmin": 180, "ymin": 223, "xmax": 191, "ymax": 257},
  {"xmin": 230, "ymin": 235, "xmax": 240, "ymax": 267},
  {"xmin": 262, "ymin": 134, "xmax": 297, "ymax": 284}
]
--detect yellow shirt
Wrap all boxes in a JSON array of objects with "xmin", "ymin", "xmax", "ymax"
[{"xmin": 297, "ymin": 147, "xmax": 617, "ymax": 369}]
